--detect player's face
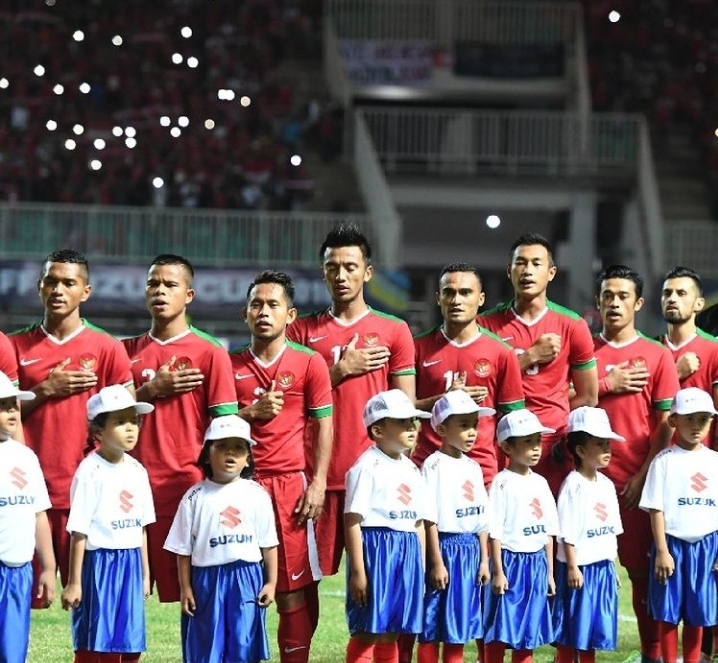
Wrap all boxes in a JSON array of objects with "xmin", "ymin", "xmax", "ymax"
[
  {"xmin": 508, "ymin": 244, "xmax": 556, "ymax": 300},
  {"xmin": 243, "ymin": 283, "xmax": 296, "ymax": 342},
  {"xmin": 0, "ymin": 396, "xmax": 20, "ymax": 440},
  {"xmin": 670, "ymin": 412, "xmax": 713, "ymax": 449},
  {"xmin": 577, "ymin": 437, "xmax": 612, "ymax": 471},
  {"xmin": 598, "ymin": 278, "xmax": 643, "ymax": 334},
  {"xmin": 661, "ymin": 277, "xmax": 704, "ymax": 325},
  {"xmin": 95, "ymin": 407, "xmax": 141, "ymax": 461},
  {"xmin": 372, "ymin": 417, "xmax": 419, "ymax": 458},
  {"xmin": 501, "ymin": 433, "xmax": 542, "ymax": 471},
  {"xmin": 208, "ymin": 437, "xmax": 249, "ymax": 483},
  {"xmin": 322, "ymin": 246, "xmax": 372, "ymax": 305},
  {"xmin": 145, "ymin": 264, "xmax": 194, "ymax": 322},
  {"xmin": 438, "ymin": 413, "xmax": 479, "ymax": 457},
  {"xmin": 437, "ymin": 271, "xmax": 485, "ymax": 325},
  {"xmin": 38, "ymin": 261, "xmax": 91, "ymax": 318}
]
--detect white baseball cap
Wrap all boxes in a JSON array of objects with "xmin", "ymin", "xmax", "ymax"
[
  {"xmin": 86, "ymin": 384, "xmax": 154, "ymax": 421},
  {"xmin": 566, "ymin": 406, "xmax": 625, "ymax": 442},
  {"xmin": 670, "ymin": 387, "xmax": 718, "ymax": 416},
  {"xmin": 0, "ymin": 371, "xmax": 35, "ymax": 401},
  {"xmin": 496, "ymin": 409, "xmax": 555, "ymax": 442},
  {"xmin": 430, "ymin": 390, "xmax": 496, "ymax": 431},
  {"xmin": 204, "ymin": 415, "xmax": 256, "ymax": 446},
  {"xmin": 362, "ymin": 389, "xmax": 431, "ymax": 428}
]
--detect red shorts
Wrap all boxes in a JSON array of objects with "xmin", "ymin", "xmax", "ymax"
[
  {"xmin": 255, "ymin": 471, "xmax": 322, "ymax": 593},
  {"xmin": 147, "ymin": 515, "xmax": 181, "ymax": 603},
  {"xmin": 32, "ymin": 508, "xmax": 69, "ymax": 609},
  {"xmin": 313, "ymin": 490, "xmax": 345, "ymax": 576},
  {"xmin": 617, "ymin": 503, "xmax": 652, "ymax": 573}
]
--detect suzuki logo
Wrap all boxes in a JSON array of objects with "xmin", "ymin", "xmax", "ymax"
[
  {"xmin": 220, "ymin": 506, "xmax": 242, "ymax": 528},
  {"xmin": 397, "ymin": 484, "xmax": 412, "ymax": 506},
  {"xmin": 691, "ymin": 472, "xmax": 708, "ymax": 493},
  {"xmin": 119, "ymin": 490, "xmax": 134, "ymax": 513},
  {"xmin": 462, "ymin": 480, "xmax": 474, "ymax": 502},
  {"xmin": 594, "ymin": 502, "xmax": 608, "ymax": 522},
  {"xmin": 10, "ymin": 467, "xmax": 27, "ymax": 490},
  {"xmin": 530, "ymin": 497, "xmax": 543, "ymax": 519}
]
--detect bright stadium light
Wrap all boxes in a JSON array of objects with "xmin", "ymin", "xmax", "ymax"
[
  {"xmin": 178, "ymin": 116, "xmax": 189, "ymax": 128},
  {"xmin": 79, "ymin": 82, "xmax": 91, "ymax": 93},
  {"xmin": 240, "ymin": 96, "xmax": 251, "ymax": 107},
  {"xmin": 112, "ymin": 126, "xmax": 123, "ymax": 137},
  {"xmin": 89, "ymin": 159, "xmax": 102, "ymax": 171},
  {"xmin": 65, "ymin": 139, "xmax": 76, "ymax": 150},
  {"xmin": 160, "ymin": 116, "xmax": 171, "ymax": 127},
  {"xmin": 73, "ymin": 30, "xmax": 85, "ymax": 42},
  {"xmin": 172, "ymin": 53, "xmax": 183, "ymax": 65},
  {"xmin": 34, "ymin": 65, "xmax": 45, "ymax": 77},
  {"xmin": 125, "ymin": 137, "xmax": 137, "ymax": 148},
  {"xmin": 46, "ymin": 120, "xmax": 57, "ymax": 131},
  {"xmin": 204, "ymin": 119, "xmax": 215, "ymax": 130},
  {"xmin": 486, "ymin": 215, "xmax": 501, "ymax": 229},
  {"xmin": 152, "ymin": 177, "xmax": 164, "ymax": 188},
  {"xmin": 94, "ymin": 138, "xmax": 106, "ymax": 150},
  {"xmin": 170, "ymin": 127, "xmax": 182, "ymax": 138},
  {"xmin": 290, "ymin": 155, "xmax": 302, "ymax": 166},
  {"xmin": 181, "ymin": 26, "xmax": 192, "ymax": 38},
  {"xmin": 608, "ymin": 10, "xmax": 621, "ymax": 22},
  {"xmin": 112, "ymin": 35, "xmax": 123, "ymax": 46},
  {"xmin": 125, "ymin": 126, "xmax": 136, "ymax": 138},
  {"xmin": 73, "ymin": 123, "xmax": 84, "ymax": 135},
  {"xmin": 0, "ymin": 78, "xmax": 8, "ymax": 89},
  {"xmin": 187, "ymin": 56, "xmax": 199, "ymax": 68},
  {"xmin": 53, "ymin": 84, "xmax": 64, "ymax": 95}
]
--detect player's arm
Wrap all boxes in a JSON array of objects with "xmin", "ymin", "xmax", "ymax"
[
  {"xmin": 489, "ymin": 537, "xmax": 508, "ymax": 595},
  {"xmin": 519, "ymin": 333, "xmax": 562, "ymax": 372},
  {"xmin": 477, "ymin": 531, "xmax": 490, "ymax": 585},
  {"xmin": 177, "ymin": 554, "xmax": 196, "ymax": 616},
  {"xmin": 136, "ymin": 355, "xmax": 204, "ymax": 401},
  {"xmin": 569, "ymin": 364, "xmax": 598, "ymax": 409},
  {"xmin": 61, "ymin": 532, "xmax": 87, "ymax": 610},
  {"xmin": 295, "ymin": 413, "xmax": 332, "ymax": 524},
  {"xmin": 22, "ymin": 358, "xmax": 99, "ymax": 416},
  {"xmin": 563, "ymin": 541, "xmax": 583, "ymax": 589},
  {"xmin": 424, "ymin": 520, "xmax": 446, "ymax": 588},
  {"xmin": 34, "ymin": 511, "xmax": 56, "ymax": 607},
  {"xmin": 390, "ymin": 371, "xmax": 416, "ymax": 403},
  {"xmin": 345, "ymin": 512, "xmax": 368, "ymax": 605},
  {"xmin": 329, "ymin": 333, "xmax": 390, "ymax": 386},
  {"xmin": 258, "ymin": 545, "xmax": 278, "ymax": 608},
  {"xmin": 649, "ymin": 509, "xmax": 674, "ymax": 584}
]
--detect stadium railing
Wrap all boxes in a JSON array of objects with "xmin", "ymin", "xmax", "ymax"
[{"xmin": 664, "ymin": 221, "xmax": 718, "ymax": 280}]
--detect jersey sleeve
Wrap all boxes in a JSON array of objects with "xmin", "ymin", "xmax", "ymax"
[
  {"xmin": 66, "ymin": 470, "xmax": 98, "ymax": 536},
  {"xmin": 639, "ymin": 454, "xmax": 666, "ymax": 512},
  {"xmin": 568, "ymin": 317, "xmax": 597, "ymax": 371},
  {"xmin": 496, "ymin": 348, "xmax": 525, "ymax": 413},
  {"xmin": 206, "ymin": 345, "xmax": 240, "ymax": 417},
  {"xmin": 389, "ymin": 320, "xmax": 416, "ymax": 377},
  {"xmin": 540, "ymin": 479, "xmax": 560, "ymax": 536},
  {"xmin": 306, "ymin": 352, "xmax": 332, "ymax": 419},
  {"xmin": 344, "ymin": 464, "xmax": 373, "ymax": 519},
  {"xmin": 163, "ymin": 491, "xmax": 195, "ymax": 556},
  {"xmin": 421, "ymin": 461, "xmax": 439, "ymax": 525},
  {"xmin": 557, "ymin": 476, "xmax": 582, "ymax": 545},
  {"xmin": 487, "ymin": 474, "xmax": 508, "ymax": 541},
  {"xmin": 0, "ymin": 332, "xmax": 18, "ymax": 383},
  {"xmin": 652, "ymin": 348, "xmax": 681, "ymax": 411}
]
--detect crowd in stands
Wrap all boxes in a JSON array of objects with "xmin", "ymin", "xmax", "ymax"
[
  {"xmin": 581, "ymin": 0, "xmax": 718, "ymax": 217},
  {"xmin": 0, "ymin": 0, "xmax": 344, "ymax": 211}
]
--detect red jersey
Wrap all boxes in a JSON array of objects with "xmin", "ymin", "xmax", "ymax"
[
  {"xmin": 10, "ymin": 321, "xmax": 133, "ymax": 508},
  {"xmin": 413, "ymin": 325, "xmax": 525, "ymax": 485},
  {"xmin": 230, "ymin": 341, "xmax": 332, "ymax": 475},
  {"xmin": 661, "ymin": 330, "xmax": 718, "ymax": 393},
  {"xmin": 478, "ymin": 301, "xmax": 596, "ymax": 433},
  {"xmin": 123, "ymin": 327, "xmax": 238, "ymax": 516},
  {"xmin": 594, "ymin": 332, "xmax": 679, "ymax": 489},
  {"xmin": 287, "ymin": 307, "xmax": 415, "ymax": 489},
  {"xmin": 0, "ymin": 331, "xmax": 18, "ymax": 383}
]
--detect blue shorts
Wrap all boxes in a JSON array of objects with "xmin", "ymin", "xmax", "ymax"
[
  {"xmin": 72, "ymin": 548, "xmax": 146, "ymax": 653},
  {"xmin": 346, "ymin": 528, "xmax": 423, "ymax": 636},
  {"xmin": 483, "ymin": 549, "xmax": 553, "ymax": 649},
  {"xmin": 420, "ymin": 532, "xmax": 483, "ymax": 644},
  {"xmin": 184, "ymin": 559, "xmax": 269, "ymax": 663},
  {"xmin": 552, "ymin": 559, "xmax": 618, "ymax": 650},
  {"xmin": 649, "ymin": 532, "xmax": 718, "ymax": 626},
  {"xmin": 0, "ymin": 561, "xmax": 32, "ymax": 663}
]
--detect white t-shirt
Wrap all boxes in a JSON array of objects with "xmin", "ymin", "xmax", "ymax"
[
  {"xmin": 67, "ymin": 451, "xmax": 156, "ymax": 550},
  {"xmin": 164, "ymin": 478, "xmax": 279, "ymax": 567},
  {"xmin": 556, "ymin": 470, "xmax": 623, "ymax": 565},
  {"xmin": 0, "ymin": 439, "xmax": 51, "ymax": 566},
  {"xmin": 345, "ymin": 445, "xmax": 427, "ymax": 532},
  {"xmin": 640, "ymin": 445, "xmax": 718, "ymax": 542},
  {"xmin": 422, "ymin": 451, "xmax": 489, "ymax": 534},
  {"xmin": 488, "ymin": 469, "xmax": 559, "ymax": 553}
]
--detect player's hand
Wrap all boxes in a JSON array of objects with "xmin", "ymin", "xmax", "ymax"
[
  {"xmin": 44, "ymin": 358, "xmax": 98, "ymax": 397},
  {"xmin": 349, "ymin": 570, "xmax": 369, "ymax": 606},
  {"xmin": 429, "ymin": 561, "xmax": 449, "ymax": 591},
  {"xmin": 606, "ymin": 361, "xmax": 649, "ymax": 394},
  {"xmin": 620, "ymin": 473, "xmax": 645, "ymax": 509},
  {"xmin": 567, "ymin": 564, "xmax": 584, "ymax": 590},
  {"xmin": 60, "ymin": 583, "xmax": 82, "ymax": 611},
  {"xmin": 491, "ymin": 571, "xmax": 509, "ymax": 595},
  {"xmin": 248, "ymin": 380, "xmax": 284, "ymax": 421},
  {"xmin": 148, "ymin": 356, "xmax": 204, "ymax": 398},
  {"xmin": 477, "ymin": 560, "xmax": 490, "ymax": 586},
  {"xmin": 676, "ymin": 352, "xmax": 700, "ymax": 380},
  {"xmin": 36, "ymin": 569, "xmax": 55, "ymax": 607},
  {"xmin": 257, "ymin": 582, "xmax": 276, "ymax": 608},
  {"xmin": 339, "ymin": 334, "xmax": 390, "ymax": 376},
  {"xmin": 529, "ymin": 334, "xmax": 562, "ymax": 365},
  {"xmin": 654, "ymin": 550, "xmax": 675, "ymax": 584},
  {"xmin": 448, "ymin": 373, "xmax": 489, "ymax": 403},
  {"xmin": 180, "ymin": 589, "xmax": 197, "ymax": 617},
  {"xmin": 294, "ymin": 479, "xmax": 325, "ymax": 524},
  {"xmin": 547, "ymin": 574, "xmax": 556, "ymax": 596}
]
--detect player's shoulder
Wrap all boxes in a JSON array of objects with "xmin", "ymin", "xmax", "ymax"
[
  {"xmin": 229, "ymin": 342, "xmax": 251, "ymax": 357},
  {"xmin": 696, "ymin": 328, "xmax": 718, "ymax": 346},
  {"xmin": 7, "ymin": 321, "xmax": 42, "ymax": 339},
  {"xmin": 367, "ymin": 306, "xmax": 408, "ymax": 326},
  {"xmin": 286, "ymin": 339, "xmax": 317, "ymax": 357},
  {"xmin": 189, "ymin": 325, "xmax": 226, "ymax": 349},
  {"xmin": 295, "ymin": 308, "xmax": 329, "ymax": 323},
  {"xmin": 636, "ymin": 330, "xmax": 669, "ymax": 351},
  {"xmin": 477, "ymin": 325, "xmax": 514, "ymax": 349},
  {"xmin": 413, "ymin": 324, "xmax": 442, "ymax": 343},
  {"xmin": 80, "ymin": 319, "xmax": 121, "ymax": 341},
  {"xmin": 546, "ymin": 300, "xmax": 582, "ymax": 322},
  {"xmin": 478, "ymin": 301, "xmax": 512, "ymax": 318}
]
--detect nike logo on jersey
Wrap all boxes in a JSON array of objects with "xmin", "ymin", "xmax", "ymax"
[
  {"xmin": 422, "ymin": 359, "xmax": 441, "ymax": 367},
  {"xmin": 309, "ymin": 335, "xmax": 327, "ymax": 343},
  {"xmin": 19, "ymin": 358, "xmax": 42, "ymax": 366},
  {"xmin": 131, "ymin": 359, "xmax": 142, "ymax": 364},
  {"xmin": 291, "ymin": 570, "xmax": 306, "ymax": 581},
  {"xmin": 605, "ymin": 364, "xmax": 616, "ymax": 373},
  {"xmin": 502, "ymin": 336, "xmax": 514, "ymax": 341},
  {"xmin": 284, "ymin": 646, "xmax": 307, "ymax": 653},
  {"xmin": 235, "ymin": 373, "xmax": 254, "ymax": 380}
]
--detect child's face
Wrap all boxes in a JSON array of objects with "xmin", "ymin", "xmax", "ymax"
[
  {"xmin": 0, "ymin": 396, "xmax": 20, "ymax": 439},
  {"xmin": 438, "ymin": 413, "xmax": 479, "ymax": 456},
  {"xmin": 577, "ymin": 437, "xmax": 612, "ymax": 471},
  {"xmin": 95, "ymin": 407, "xmax": 141, "ymax": 457},
  {"xmin": 501, "ymin": 433, "xmax": 542, "ymax": 469},
  {"xmin": 671, "ymin": 412, "xmax": 713, "ymax": 448},
  {"xmin": 208, "ymin": 437, "xmax": 249, "ymax": 483},
  {"xmin": 372, "ymin": 417, "xmax": 419, "ymax": 456}
]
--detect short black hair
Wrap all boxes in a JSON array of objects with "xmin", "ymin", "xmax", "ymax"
[
  {"xmin": 508, "ymin": 233, "xmax": 554, "ymax": 266},
  {"xmin": 246, "ymin": 270, "xmax": 295, "ymax": 306},
  {"xmin": 84, "ymin": 411, "xmax": 110, "ymax": 455},
  {"xmin": 566, "ymin": 431, "xmax": 592, "ymax": 470},
  {"xmin": 150, "ymin": 254, "xmax": 195, "ymax": 285},
  {"xmin": 664, "ymin": 266, "xmax": 703, "ymax": 296},
  {"xmin": 439, "ymin": 263, "xmax": 482, "ymax": 286},
  {"xmin": 596, "ymin": 264, "xmax": 643, "ymax": 298},
  {"xmin": 197, "ymin": 438, "xmax": 254, "ymax": 479},
  {"xmin": 43, "ymin": 249, "xmax": 90, "ymax": 281},
  {"xmin": 319, "ymin": 223, "xmax": 372, "ymax": 263}
]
